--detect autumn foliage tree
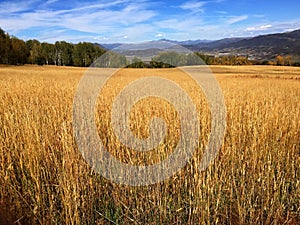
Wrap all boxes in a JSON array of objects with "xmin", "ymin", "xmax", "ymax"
[
  {"xmin": 276, "ymin": 55, "xmax": 294, "ymax": 66},
  {"xmin": 276, "ymin": 55, "xmax": 284, "ymax": 66}
]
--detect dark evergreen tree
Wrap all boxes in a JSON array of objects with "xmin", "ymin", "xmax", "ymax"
[{"xmin": 10, "ymin": 37, "xmax": 28, "ymax": 65}]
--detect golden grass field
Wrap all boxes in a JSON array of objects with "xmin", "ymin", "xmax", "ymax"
[{"xmin": 0, "ymin": 65, "xmax": 299, "ymax": 224}]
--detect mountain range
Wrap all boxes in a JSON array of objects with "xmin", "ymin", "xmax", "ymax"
[{"xmin": 98, "ymin": 29, "xmax": 300, "ymax": 62}]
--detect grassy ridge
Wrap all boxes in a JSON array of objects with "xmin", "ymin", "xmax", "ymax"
[{"xmin": 0, "ymin": 65, "xmax": 299, "ymax": 224}]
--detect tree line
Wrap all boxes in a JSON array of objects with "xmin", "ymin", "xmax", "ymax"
[
  {"xmin": 1, "ymin": 28, "xmax": 298, "ymax": 68},
  {"xmin": 0, "ymin": 28, "xmax": 106, "ymax": 66},
  {"xmin": 126, "ymin": 52, "xmax": 252, "ymax": 68}
]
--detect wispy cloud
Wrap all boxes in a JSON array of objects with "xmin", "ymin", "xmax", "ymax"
[
  {"xmin": 44, "ymin": 0, "xmax": 60, "ymax": 5},
  {"xmin": 155, "ymin": 16, "xmax": 204, "ymax": 31},
  {"xmin": 244, "ymin": 20, "xmax": 300, "ymax": 34},
  {"xmin": 226, "ymin": 15, "xmax": 248, "ymax": 24},
  {"xmin": 0, "ymin": 0, "xmax": 157, "ymax": 42},
  {"xmin": 241, "ymin": 20, "xmax": 300, "ymax": 37},
  {"xmin": 0, "ymin": 0, "xmax": 38, "ymax": 14},
  {"xmin": 179, "ymin": 1, "xmax": 206, "ymax": 13},
  {"xmin": 1, "ymin": 0, "xmax": 300, "ymax": 43}
]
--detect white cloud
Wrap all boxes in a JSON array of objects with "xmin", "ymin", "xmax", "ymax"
[
  {"xmin": 1, "ymin": 0, "xmax": 300, "ymax": 43},
  {"xmin": 155, "ymin": 33, "xmax": 164, "ymax": 38},
  {"xmin": 0, "ymin": 0, "xmax": 38, "ymax": 14},
  {"xmin": 179, "ymin": 1, "xmax": 206, "ymax": 13},
  {"xmin": 260, "ymin": 24, "xmax": 272, "ymax": 29},
  {"xmin": 245, "ymin": 27, "xmax": 255, "ymax": 31},
  {"xmin": 246, "ymin": 24, "xmax": 272, "ymax": 31},
  {"xmin": 0, "ymin": 0, "xmax": 157, "ymax": 42},
  {"xmin": 227, "ymin": 15, "xmax": 248, "ymax": 24},
  {"xmin": 242, "ymin": 21, "xmax": 300, "ymax": 37}
]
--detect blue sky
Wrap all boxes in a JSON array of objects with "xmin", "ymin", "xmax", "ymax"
[{"xmin": 0, "ymin": 0, "xmax": 300, "ymax": 43}]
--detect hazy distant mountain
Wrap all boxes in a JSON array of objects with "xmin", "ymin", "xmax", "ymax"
[
  {"xmin": 99, "ymin": 40, "xmax": 191, "ymax": 60},
  {"xmin": 99, "ymin": 39, "xmax": 212, "ymax": 50},
  {"xmin": 98, "ymin": 29, "xmax": 300, "ymax": 61},
  {"xmin": 230, "ymin": 29, "xmax": 300, "ymax": 49},
  {"xmin": 158, "ymin": 38, "xmax": 213, "ymax": 45},
  {"xmin": 187, "ymin": 29, "xmax": 300, "ymax": 60},
  {"xmin": 184, "ymin": 38, "xmax": 247, "ymax": 51},
  {"xmin": 99, "ymin": 43, "xmax": 122, "ymax": 50},
  {"xmin": 224, "ymin": 29, "xmax": 300, "ymax": 60}
]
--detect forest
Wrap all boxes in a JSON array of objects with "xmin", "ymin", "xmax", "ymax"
[{"xmin": 0, "ymin": 28, "xmax": 106, "ymax": 67}]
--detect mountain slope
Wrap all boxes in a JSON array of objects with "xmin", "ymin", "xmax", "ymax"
[
  {"xmin": 188, "ymin": 29, "xmax": 300, "ymax": 60},
  {"xmin": 98, "ymin": 29, "xmax": 300, "ymax": 61}
]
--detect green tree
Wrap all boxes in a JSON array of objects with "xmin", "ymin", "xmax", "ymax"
[
  {"xmin": 195, "ymin": 52, "xmax": 211, "ymax": 65},
  {"xmin": 0, "ymin": 28, "xmax": 105, "ymax": 67},
  {"xmin": 82, "ymin": 42, "xmax": 94, "ymax": 66},
  {"xmin": 92, "ymin": 45, "xmax": 106, "ymax": 62},
  {"xmin": 151, "ymin": 52, "xmax": 186, "ymax": 68},
  {"xmin": 73, "ymin": 42, "xmax": 97, "ymax": 67},
  {"xmin": 73, "ymin": 43, "xmax": 84, "ymax": 66},
  {"xmin": 55, "ymin": 41, "xmax": 74, "ymax": 66},
  {"xmin": 0, "ymin": 28, "xmax": 11, "ymax": 64},
  {"xmin": 41, "ymin": 42, "xmax": 56, "ymax": 65},
  {"xmin": 10, "ymin": 37, "xmax": 28, "ymax": 65},
  {"xmin": 0, "ymin": 28, "xmax": 6, "ymax": 63},
  {"xmin": 187, "ymin": 53, "xmax": 205, "ymax": 65},
  {"xmin": 26, "ymin": 40, "xmax": 44, "ymax": 65},
  {"xmin": 93, "ymin": 51, "xmax": 127, "ymax": 68},
  {"xmin": 130, "ymin": 57, "xmax": 144, "ymax": 68}
]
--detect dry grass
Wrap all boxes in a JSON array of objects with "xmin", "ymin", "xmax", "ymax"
[{"xmin": 0, "ymin": 65, "xmax": 299, "ymax": 224}]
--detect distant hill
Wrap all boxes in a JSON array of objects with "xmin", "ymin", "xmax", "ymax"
[
  {"xmin": 184, "ymin": 29, "xmax": 300, "ymax": 61},
  {"xmin": 99, "ymin": 39, "xmax": 213, "ymax": 50},
  {"xmin": 184, "ymin": 38, "xmax": 246, "ymax": 51},
  {"xmin": 99, "ymin": 40, "xmax": 191, "ymax": 60},
  {"xmin": 99, "ymin": 43, "xmax": 122, "ymax": 50},
  {"xmin": 99, "ymin": 29, "xmax": 300, "ymax": 62},
  {"xmin": 158, "ymin": 38, "xmax": 213, "ymax": 46}
]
